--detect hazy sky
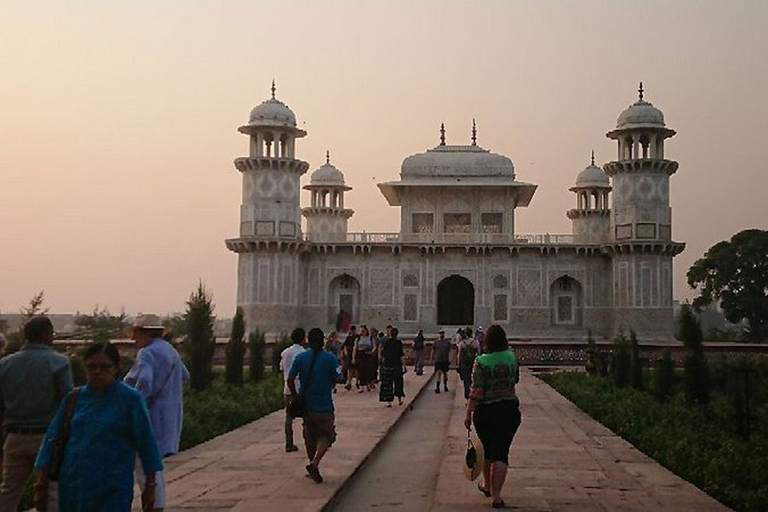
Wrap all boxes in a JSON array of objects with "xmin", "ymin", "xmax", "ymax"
[{"xmin": 2, "ymin": 1, "xmax": 767, "ymax": 317}]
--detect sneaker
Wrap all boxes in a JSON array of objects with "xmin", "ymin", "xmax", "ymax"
[
  {"xmin": 306, "ymin": 463, "xmax": 323, "ymax": 483},
  {"xmin": 285, "ymin": 444, "xmax": 299, "ymax": 453}
]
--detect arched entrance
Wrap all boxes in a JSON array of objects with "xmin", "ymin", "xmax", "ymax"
[
  {"xmin": 437, "ymin": 275, "xmax": 474, "ymax": 326},
  {"xmin": 549, "ymin": 275, "xmax": 583, "ymax": 327},
  {"xmin": 328, "ymin": 274, "xmax": 361, "ymax": 325}
]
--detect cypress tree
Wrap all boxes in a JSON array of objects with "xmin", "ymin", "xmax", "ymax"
[
  {"xmin": 225, "ymin": 307, "xmax": 246, "ymax": 386},
  {"xmin": 186, "ymin": 282, "xmax": 216, "ymax": 391}
]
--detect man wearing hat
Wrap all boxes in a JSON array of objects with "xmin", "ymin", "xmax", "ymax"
[{"xmin": 125, "ymin": 314, "xmax": 189, "ymax": 512}]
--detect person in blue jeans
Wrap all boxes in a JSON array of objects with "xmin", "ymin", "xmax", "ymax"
[{"xmin": 288, "ymin": 328, "xmax": 344, "ymax": 483}]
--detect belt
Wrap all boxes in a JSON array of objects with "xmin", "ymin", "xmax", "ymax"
[{"xmin": 4, "ymin": 426, "xmax": 47, "ymax": 435}]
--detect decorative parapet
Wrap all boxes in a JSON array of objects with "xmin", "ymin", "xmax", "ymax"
[
  {"xmin": 603, "ymin": 159, "xmax": 678, "ymax": 177},
  {"xmin": 233, "ymin": 157, "xmax": 309, "ymax": 174}
]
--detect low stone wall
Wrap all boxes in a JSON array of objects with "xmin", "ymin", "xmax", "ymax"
[{"xmin": 55, "ymin": 339, "xmax": 768, "ymax": 367}]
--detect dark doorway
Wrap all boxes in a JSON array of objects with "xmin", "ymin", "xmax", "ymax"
[{"xmin": 437, "ymin": 275, "xmax": 474, "ymax": 325}]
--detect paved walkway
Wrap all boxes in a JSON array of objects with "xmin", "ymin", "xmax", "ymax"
[
  {"xmin": 142, "ymin": 371, "xmax": 434, "ymax": 511},
  {"xmin": 432, "ymin": 369, "xmax": 729, "ymax": 511},
  {"xmin": 144, "ymin": 369, "xmax": 730, "ymax": 511}
]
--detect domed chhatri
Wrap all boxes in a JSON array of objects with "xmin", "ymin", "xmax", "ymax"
[
  {"xmin": 310, "ymin": 151, "xmax": 348, "ymax": 187},
  {"xmin": 574, "ymin": 153, "xmax": 610, "ymax": 188},
  {"xmin": 245, "ymin": 80, "xmax": 298, "ymax": 128},
  {"xmin": 615, "ymin": 82, "xmax": 665, "ymax": 129}
]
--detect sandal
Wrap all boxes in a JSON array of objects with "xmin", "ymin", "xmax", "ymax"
[
  {"xmin": 477, "ymin": 483, "xmax": 491, "ymax": 498},
  {"xmin": 491, "ymin": 500, "xmax": 506, "ymax": 509}
]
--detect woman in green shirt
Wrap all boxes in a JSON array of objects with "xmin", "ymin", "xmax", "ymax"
[{"xmin": 464, "ymin": 325, "xmax": 521, "ymax": 509}]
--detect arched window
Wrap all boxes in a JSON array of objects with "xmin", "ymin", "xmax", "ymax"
[
  {"xmin": 402, "ymin": 274, "xmax": 419, "ymax": 287},
  {"xmin": 492, "ymin": 274, "xmax": 509, "ymax": 289}
]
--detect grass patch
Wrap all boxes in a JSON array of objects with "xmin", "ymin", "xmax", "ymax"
[{"xmin": 540, "ymin": 370, "xmax": 768, "ymax": 512}]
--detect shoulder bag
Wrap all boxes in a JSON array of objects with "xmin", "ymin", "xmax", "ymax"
[{"xmin": 48, "ymin": 387, "xmax": 81, "ymax": 481}]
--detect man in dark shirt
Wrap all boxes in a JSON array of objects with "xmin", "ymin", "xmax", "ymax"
[
  {"xmin": 432, "ymin": 330, "xmax": 452, "ymax": 394},
  {"xmin": 288, "ymin": 328, "xmax": 343, "ymax": 483},
  {"xmin": 0, "ymin": 316, "xmax": 72, "ymax": 512}
]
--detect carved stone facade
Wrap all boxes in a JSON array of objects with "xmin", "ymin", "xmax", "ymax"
[{"xmin": 226, "ymin": 85, "xmax": 684, "ymax": 340}]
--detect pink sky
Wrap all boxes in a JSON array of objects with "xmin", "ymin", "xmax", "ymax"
[{"xmin": 1, "ymin": 1, "xmax": 767, "ymax": 317}]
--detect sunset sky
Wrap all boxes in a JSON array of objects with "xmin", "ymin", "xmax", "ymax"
[{"xmin": 2, "ymin": 1, "xmax": 767, "ymax": 317}]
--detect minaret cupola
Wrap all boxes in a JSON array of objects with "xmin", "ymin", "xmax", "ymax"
[
  {"xmin": 567, "ymin": 152, "xmax": 611, "ymax": 242},
  {"xmin": 302, "ymin": 151, "xmax": 354, "ymax": 242}
]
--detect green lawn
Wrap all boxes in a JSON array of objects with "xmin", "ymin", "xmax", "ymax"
[{"xmin": 540, "ymin": 368, "xmax": 768, "ymax": 512}]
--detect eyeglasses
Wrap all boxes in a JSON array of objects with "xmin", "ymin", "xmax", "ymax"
[{"xmin": 85, "ymin": 363, "xmax": 115, "ymax": 372}]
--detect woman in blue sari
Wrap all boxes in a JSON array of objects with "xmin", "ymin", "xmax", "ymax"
[{"xmin": 34, "ymin": 342, "xmax": 162, "ymax": 512}]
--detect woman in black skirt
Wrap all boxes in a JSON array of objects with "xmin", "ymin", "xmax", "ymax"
[
  {"xmin": 378, "ymin": 327, "xmax": 405, "ymax": 407},
  {"xmin": 463, "ymin": 325, "xmax": 521, "ymax": 509}
]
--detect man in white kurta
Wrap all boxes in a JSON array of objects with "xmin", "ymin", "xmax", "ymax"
[{"xmin": 125, "ymin": 314, "xmax": 189, "ymax": 511}]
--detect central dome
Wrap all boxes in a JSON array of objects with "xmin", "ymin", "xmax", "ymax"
[
  {"xmin": 248, "ymin": 98, "xmax": 297, "ymax": 128},
  {"xmin": 401, "ymin": 145, "xmax": 515, "ymax": 179}
]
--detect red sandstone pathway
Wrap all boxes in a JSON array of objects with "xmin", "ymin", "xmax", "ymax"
[
  {"xmin": 431, "ymin": 369, "xmax": 730, "ymax": 511},
  {"xmin": 138, "ymin": 369, "xmax": 730, "ymax": 511}
]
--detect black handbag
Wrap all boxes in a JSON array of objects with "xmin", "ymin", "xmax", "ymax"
[
  {"xmin": 288, "ymin": 351, "xmax": 319, "ymax": 419},
  {"xmin": 48, "ymin": 387, "xmax": 81, "ymax": 481}
]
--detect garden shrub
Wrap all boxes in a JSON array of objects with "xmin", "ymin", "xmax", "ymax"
[
  {"xmin": 248, "ymin": 329, "xmax": 266, "ymax": 383},
  {"xmin": 225, "ymin": 307, "xmax": 246, "ymax": 386},
  {"xmin": 541, "ymin": 363, "xmax": 768, "ymax": 512},
  {"xmin": 271, "ymin": 332, "xmax": 292, "ymax": 373},
  {"xmin": 611, "ymin": 330, "xmax": 631, "ymax": 388},
  {"xmin": 653, "ymin": 349, "xmax": 675, "ymax": 402}
]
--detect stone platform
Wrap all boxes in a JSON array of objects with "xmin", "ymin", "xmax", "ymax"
[{"xmin": 139, "ymin": 369, "xmax": 730, "ymax": 511}]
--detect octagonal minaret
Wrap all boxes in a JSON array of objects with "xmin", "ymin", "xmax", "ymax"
[
  {"xmin": 567, "ymin": 151, "xmax": 611, "ymax": 243},
  {"xmin": 603, "ymin": 83, "xmax": 684, "ymax": 338},
  {"xmin": 226, "ymin": 82, "xmax": 310, "ymax": 331},
  {"xmin": 302, "ymin": 151, "xmax": 353, "ymax": 242}
]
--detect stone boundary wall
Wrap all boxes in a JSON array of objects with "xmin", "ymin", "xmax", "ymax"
[{"xmin": 54, "ymin": 339, "xmax": 768, "ymax": 367}]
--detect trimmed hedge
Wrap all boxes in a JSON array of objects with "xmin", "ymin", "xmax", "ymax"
[
  {"xmin": 181, "ymin": 370, "xmax": 284, "ymax": 450},
  {"xmin": 541, "ymin": 369, "xmax": 768, "ymax": 512}
]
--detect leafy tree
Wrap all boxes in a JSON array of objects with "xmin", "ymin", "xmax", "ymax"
[
  {"xmin": 687, "ymin": 229, "xmax": 768, "ymax": 342},
  {"xmin": 21, "ymin": 291, "xmax": 48, "ymax": 319},
  {"xmin": 163, "ymin": 314, "xmax": 188, "ymax": 340},
  {"xmin": 248, "ymin": 330, "xmax": 266, "ymax": 383},
  {"xmin": 4, "ymin": 291, "xmax": 49, "ymax": 355},
  {"xmin": 225, "ymin": 307, "xmax": 246, "ymax": 386},
  {"xmin": 185, "ymin": 282, "xmax": 216, "ymax": 391},
  {"xmin": 73, "ymin": 306, "xmax": 127, "ymax": 342},
  {"xmin": 680, "ymin": 303, "xmax": 710, "ymax": 406}
]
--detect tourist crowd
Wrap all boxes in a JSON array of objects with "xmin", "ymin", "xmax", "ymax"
[
  {"xmin": 1, "ymin": 314, "xmax": 520, "ymax": 510},
  {"xmin": 0, "ymin": 314, "xmax": 188, "ymax": 512}
]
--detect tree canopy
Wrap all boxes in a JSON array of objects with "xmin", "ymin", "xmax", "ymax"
[{"xmin": 687, "ymin": 229, "xmax": 768, "ymax": 342}]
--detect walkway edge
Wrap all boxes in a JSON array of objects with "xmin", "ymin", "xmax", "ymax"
[{"xmin": 320, "ymin": 372, "xmax": 437, "ymax": 512}]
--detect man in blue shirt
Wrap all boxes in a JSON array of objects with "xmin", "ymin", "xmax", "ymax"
[
  {"xmin": 288, "ymin": 328, "xmax": 343, "ymax": 483},
  {"xmin": 0, "ymin": 315, "xmax": 72, "ymax": 512},
  {"xmin": 125, "ymin": 313, "xmax": 189, "ymax": 511}
]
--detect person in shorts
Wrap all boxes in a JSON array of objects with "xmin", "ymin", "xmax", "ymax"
[{"xmin": 288, "ymin": 328, "xmax": 343, "ymax": 483}]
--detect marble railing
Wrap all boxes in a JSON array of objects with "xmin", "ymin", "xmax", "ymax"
[{"xmin": 308, "ymin": 232, "xmax": 606, "ymax": 245}]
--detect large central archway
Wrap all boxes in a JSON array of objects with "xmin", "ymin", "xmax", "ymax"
[
  {"xmin": 437, "ymin": 275, "xmax": 474, "ymax": 326},
  {"xmin": 328, "ymin": 274, "xmax": 361, "ymax": 324}
]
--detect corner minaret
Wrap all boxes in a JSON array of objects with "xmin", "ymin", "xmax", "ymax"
[
  {"xmin": 234, "ymin": 82, "xmax": 309, "ymax": 239},
  {"xmin": 604, "ymin": 83, "xmax": 677, "ymax": 242},
  {"xmin": 567, "ymin": 151, "xmax": 611, "ymax": 242},
  {"xmin": 603, "ymin": 83, "xmax": 684, "ymax": 338},
  {"xmin": 302, "ymin": 151, "xmax": 354, "ymax": 242},
  {"xmin": 225, "ymin": 83, "xmax": 310, "ymax": 332}
]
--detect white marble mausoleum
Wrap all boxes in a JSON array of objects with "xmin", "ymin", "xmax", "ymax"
[{"xmin": 225, "ymin": 83, "xmax": 685, "ymax": 339}]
